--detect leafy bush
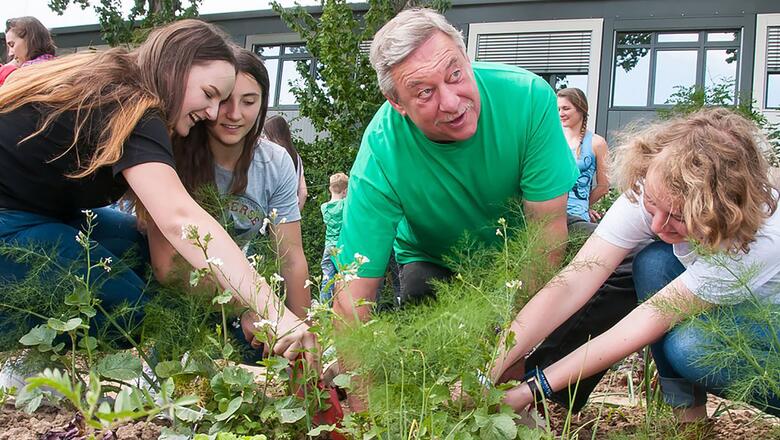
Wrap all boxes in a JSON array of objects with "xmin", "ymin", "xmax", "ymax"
[
  {"xmin": 334, "ymin": 215, "xmax": 567, "ymax": 439},
  {"xmin": 659, "ymin": 79, "xmax": 780, "ymax": 166}
]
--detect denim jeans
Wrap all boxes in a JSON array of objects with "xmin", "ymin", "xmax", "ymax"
[
  {"xmin": 0, "ymin": 207, "xmax": 150, "ymax": 348},
  {"xmin": 320, "ymin": 246, "xmax": 338, "ymax": 302},
  {"xmin": 634, "ymin": 241, "xmax": 780, "ymax": 415}
]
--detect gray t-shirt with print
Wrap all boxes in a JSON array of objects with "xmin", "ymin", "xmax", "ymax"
[{"xmin": 214, "ymin": 139, "xmax": 301, "ymax": 247}]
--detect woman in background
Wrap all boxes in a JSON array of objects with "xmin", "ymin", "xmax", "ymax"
[{"xmin": 1, "ymin": 16, "xmax": 56, "ymax": 85}]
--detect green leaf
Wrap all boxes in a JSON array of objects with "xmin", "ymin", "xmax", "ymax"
[
  {"xmin": 24, "ymin": 369, "xmax": 82, "ymax": 409},
  {"xmin": 189, "ymin": 270, "xmax": 202, "ymax": 287},
  {"xmin": 47, "ymin": 317, "xmax": 83, "ymax": 332},
  {"xmin": 332, "ymin": 373, "xmax": 352, "ymax": 390},
  {"xmin": 85, "ymin": 370, "xmax": 101, "ymax": 408},
  {"xmin": 214, "ymin": 395, "xmax": 243, "ymax": 421},
  {"xmin": 222, "ymin": 365, "xmax": 253, "ymax": 388},
  {"xmin": 279, "ymin": 407, "xmax": 306, "ymax": 424},
  {"xmin": 212, "ymin": 289, "xmax": 233, "ymax": 305},
  {"xmin": 260, "ymin": 356, "xmax": 289, "ymax": 374},
  {"xmin": 14, "ymin": 386, "xmax": 43, "ymax": 413},
  {"xmin": 155, "ymin": 361, "xmax": 184, "ymax": 378},
  {"xmin": 428, "ymin": 383, "xmax": 450, "ymax": 405},
  {"xmin": 19, "ymin": 325, "xmax": 56, "ymax": 347},
  {"xmin": 79, "ymin": 305, "xmax": 97, "ymax": 318},
  {"xmin": 478, "ymin": 414, "xmax": 516, "ymax": 440},
  {"xmin": 159, "ymin": 426, "xmax": 194, "ymax": 440},
  {"xmin": 78, "ymin": 336, "xmax": 98, "ymax": 351},
  {"xmin": 307, "ymin": 424, "xmax": 337, "ymax": 436},
  {"xmin": 222, "ymin": 342, "xmax": 234, "ymax": 360},
  {"xmin": 65, "ymin": 285, "xmax": 90, "ymax": 306},
  {"xmin": 96, "ymin": 352, "xmax": 142, "ymax": 381},
  {"xmin": 174, "ymin": 404, "xmax": 203, "ymax": 423}
]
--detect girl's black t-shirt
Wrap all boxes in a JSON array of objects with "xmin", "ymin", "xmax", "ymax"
[{"xmin": 0, "ymin": 104, "xmax": 176, "ymax": 219}]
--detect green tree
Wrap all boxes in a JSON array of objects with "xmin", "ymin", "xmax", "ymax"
[
  {"xmin": 659, "ymin": 79, "xmax": 780, "ymax": 166},
  {"xmin": 48, "ymin": 0, "xmax": 201, "ymax": 47}
]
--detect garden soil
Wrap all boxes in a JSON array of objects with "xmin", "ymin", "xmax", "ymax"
[{"xmin": 0, "ymin": 358, "xmax": 776, "ymax": 439}]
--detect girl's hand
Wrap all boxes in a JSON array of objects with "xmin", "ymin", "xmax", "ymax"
[
  {"xmin": 504, "ymin": 382, "xmax": 534, "ymax": 413},
  {"xmin": 589, "ymin": 209, "xmax": 602, "ymax": 223},
  {"xmin": 240, "ymin": 311, "xmax": 321, "ymax": 373}
]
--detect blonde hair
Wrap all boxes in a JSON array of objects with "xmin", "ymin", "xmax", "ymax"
[
  {"xmin": 0, "ymin": 50, "xmax": 161, "ymax": 178},
  {"xmin": 613, "ymin": 108, "xmax": 778, "ymax": 253},
  {"xmin": 0, "ymin": 19, "xmax": 234, "ymax": 179},
  {"xmin": 370, "ymin": 8, "xmax": 465, "ymax": 101},
  {"xmin": 329, "ymin": 172, "xmax": 349, "ymax": 194}
]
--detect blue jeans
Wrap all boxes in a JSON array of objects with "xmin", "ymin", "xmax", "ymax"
[
  {"xmin": 634, "ymin": 241, "xmax": 779, "ymax": 415},
  {"xmin": 0, "ymin": 208, "xmax": 150, "ymax": 348},
  {"xmin": 320, "ymin": 246, "xmax": 338, "ymax": 303}
]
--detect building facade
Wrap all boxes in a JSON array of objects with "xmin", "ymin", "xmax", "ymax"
[{"xmin": 22, "ymin": 0, "xmax": 780, "ymax": 142}]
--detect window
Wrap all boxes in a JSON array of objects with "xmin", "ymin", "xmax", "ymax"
[
  {"xmin": 766, "ymin": 26, "xmax": 780, "ymax": 109},
  {"xmin": 753, "ymin": 15, "xmax": 780, "ymax": 121},
  {"xmin": 253, "ymin": 43, "xmax": 316, "ymax": 109},
  {"xmin": 468, "ymin": 19, "xmax": 603, "ymax": 131},
  {"xmin": 611, "ymin": 30, "xmax": 740, "ymax": 108}
]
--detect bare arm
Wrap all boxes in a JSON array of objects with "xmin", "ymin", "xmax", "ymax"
[
  {"xmin": 504, "ymin": 279, "xmax": 711, "ymax": 410},
  {"xmin": 297, "ymin": 169, "xmax": 308, "ymax": 212},
  {"xmin": 589, "ymin": 135, "xmax": 610, "ymax": 207},
  {"xmin": 333, "ymin": 277, "xmax": 383, "ymax": 324},
  {"xmin": 272, "ymin": 221, "xmax": 311, "ymax": 319},
  {"xmin": 522, "ymin": 193, "xmax": 570, "ymax": 268},
  {"xmin": 491, "ymin": 235, "xmax": 629, "ymax": 382},
  {"xmin": 147, "ymin": 219, "xmax": 178, "ymax": 283},
  {"xmin": 123, "ymin": 163, "xmax": 313, "ymax": 360}
]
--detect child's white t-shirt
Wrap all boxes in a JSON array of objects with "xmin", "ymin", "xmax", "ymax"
[{"xmin": 595, "ymin": 191, "xmax": 780, "ymax": 305}]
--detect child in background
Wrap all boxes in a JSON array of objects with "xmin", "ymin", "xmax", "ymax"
[{"xmin": 320, "ymin": 173, "xmax": 348, "ymax": 301}]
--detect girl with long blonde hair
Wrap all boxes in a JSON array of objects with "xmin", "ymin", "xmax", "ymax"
[{"xmin": 0, "ymin": 20, "xmax": 315, "ymax": 364}]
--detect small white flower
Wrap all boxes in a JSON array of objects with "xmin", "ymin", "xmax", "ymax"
[
  {"xmin": 304, "ymin": 279, "xmax": 315, "ymax": 289},
  {"xmin": 205, "ymin": 257, "xmax": 224, "ymax": 267},
  {"xmin": 505, "ymin": 280, "xmax": 523, "ymax": 290},
  {"xmin": 342, "ymin": 273, "xmax": 358, "ymax": 283},
  {"xmin": 354, "ymin": 253, "xmax": 370, "ymax": 265},
  {"xmin": 259, "ymin": 217, "xmax": 272, "ymax": 235},
  {"xmin": 271, "ymin": 273, "xmax": 284, "ymax": 283},
  {"xmin": 75, "ymin": 231, "xmax": 89, "ymax": 247},
  {"xmin": 253, "ymin": 319, "xmax": 275, "ymax": 330},
  {"xmin": 80, "ymin": 209, "xmax": 95, "ymax": 220},
  {"xmin": 99, "ymin": 257, "xmax": 112, "ymax": 272},
  {"xmin": 498, "ymin": 217, "xmax": 507, "ymax": 226},
  {"xmin": 181, "ymin": 224, "xmax": 198, "ymax": 241},
  {"xmin": 495, "ymin": 228, "xmax": 503, "ymax": 237}
]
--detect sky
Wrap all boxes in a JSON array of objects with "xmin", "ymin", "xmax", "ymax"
[{"xmin": 0, "ymin": 0, "xmax": 320, "ymax": 30}]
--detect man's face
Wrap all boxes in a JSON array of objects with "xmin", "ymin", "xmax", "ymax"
[{"xmin": 388, "ymin": 31, "xmax": 481, "ymax": 143}]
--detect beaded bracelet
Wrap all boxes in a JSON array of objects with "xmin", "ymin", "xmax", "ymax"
[{"xmin": 524, "ymin": 367, "xmax": 553, "ymax": 399}]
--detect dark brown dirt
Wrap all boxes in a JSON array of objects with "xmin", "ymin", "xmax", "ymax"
[{"xmin": 0, "ymin": 404, "xmax": 164, "ymax": 440}]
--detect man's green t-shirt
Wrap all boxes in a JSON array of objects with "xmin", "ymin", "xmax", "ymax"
[
  {"xmin": 321, "ymin": 199, "xmax": 345, "ymax": 248},
  {"xmin": 338, "ymin": 62, "xmax": 578, "ymax": 277}
]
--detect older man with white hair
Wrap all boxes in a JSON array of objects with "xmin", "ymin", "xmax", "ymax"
[{"xmin": 332, "ymin": 8, "xmax": 636, "ymax": 412}]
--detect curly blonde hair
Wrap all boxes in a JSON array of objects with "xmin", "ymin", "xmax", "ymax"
[{"xmin": 612, "ymin": 108, "xmax": 778, "ymax": 253}]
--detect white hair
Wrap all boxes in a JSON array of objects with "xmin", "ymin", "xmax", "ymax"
[{"xmin": 369, "ymin": 8, "xmax": 466, "ymax": 101}]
